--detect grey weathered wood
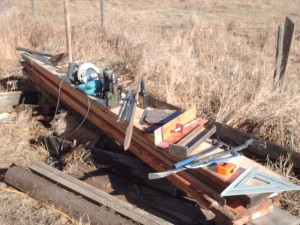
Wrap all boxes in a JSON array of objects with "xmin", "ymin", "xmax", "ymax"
[
  {"xmin": 4, "ymin": 166, "xmax": 134, "ymax": 225},
  {"xmin": 31, "ymin": 0, "xmax": 35, "ymax": 17},
  {"xmin": 0, "ymin": 91, "xmax": 22, "ymax": 108},
  {"xmin": 64, "ymin": 0, "xmax": 72, "ymax": 62},
  {"xmin": 71, "ymin": 162, "xmax": 214, "ymax": 224},
  {"xmin": 169, "ymin": 125, "xmax": 216, "ymax": 157},
  {"xmin": 100, "ymin": 0, "xmax": 105, "ymax": 30},
  {"xmin": 30, "ymin": 160, "xmax": 172, "ymax": 225},
  {"xmin": 273, "ymin": 17, "xmax": 295, "ymax": 90},
  {"xmin": 16, "ymin": 47, "xmax": 53, "ymax": 57},
  {"xmin": 273, "ymin": 25, "xmax": 284, "ymax": 89},
  {"xmin": 90, "ymin": 148, "xmax": 177, "ymax": 195}
]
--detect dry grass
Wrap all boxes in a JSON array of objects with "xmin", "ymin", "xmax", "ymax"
[
  {"xmin": 0, "ymin": 109, "xmax": 47, "ymax": 168},
  {"xmin": 266, "ymin": 155, "xmax": 300, "ymax": 217},
  {"xmin": 0, "ymin": 183, "xmax": 75, "ymax": 225},
  {"xmin": 1, "ymin": 0, "xmax": 300, "ymax": 152},
  {"xmin": 0, "ymin": 108, "xmax": 92, "ymax": 225},
  {"xmin": 1, "ymin": 0, "xmax": 300, "ymax": 222}
]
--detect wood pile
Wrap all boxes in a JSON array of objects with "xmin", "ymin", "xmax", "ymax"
[{"xmin": 14, "ymin": 52, "xmax": 300, "ymax": 225}]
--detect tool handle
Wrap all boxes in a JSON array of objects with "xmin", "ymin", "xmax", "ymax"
[
  {"xmin": 188, "ymin": 139, "xmax": 258, "ymax": 167},
  {"xmin": 186, "ymin": 153, "xmax": 241, "ymax": 169},
  {"xmin": 173, "ymin": 143, "xmax": 222, "ymax": 169},
  {"xmin": 124, "ymin": 78, "xmax": 142, "ymax": 150}
]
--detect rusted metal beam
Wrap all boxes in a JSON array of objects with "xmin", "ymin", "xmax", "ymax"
[{"xmin": 21, "ymin": 53, "xmax": 282, "ymax": 225}]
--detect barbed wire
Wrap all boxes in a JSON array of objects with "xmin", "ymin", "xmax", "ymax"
[{"xmin": 17, "ymin": 0, "xmax": 279, "ymax": 32}]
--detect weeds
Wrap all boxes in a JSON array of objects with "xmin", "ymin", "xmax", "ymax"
[{"xmin": 266, "ymin": 155, "xmax": 300, "ymax": 217}]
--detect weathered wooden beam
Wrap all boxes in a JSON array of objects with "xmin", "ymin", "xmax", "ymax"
[
  {"xmin": 16, "ymin": 47, "xmax": 53, "ymax": 57},
  {"xmin": 30, "ymin": 161, "xmax": 173, "ymax": 225},
  {"xmin": 4, "ymin": 166, "xmax": 135, "ymax": 225},
  {"xmin": 90, "ymin": 147, "xmax": 177, "ymax": 195},
  {"xmin": 273, "ymin": 17, "xmax": 295, "ymax": 90},
  {"xmin": 70, "ymin": 162, "xmax": 215, "ymax": 224}
]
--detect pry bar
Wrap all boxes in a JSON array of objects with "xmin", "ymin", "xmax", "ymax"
[{"xmin": 148, "ymin": 139, "xmax": 266, "ymax": 179}]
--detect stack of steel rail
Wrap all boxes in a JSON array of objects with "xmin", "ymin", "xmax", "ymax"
[{"xmin": 21, "ymin": 52, "xmax": 299, "ymax": 225}]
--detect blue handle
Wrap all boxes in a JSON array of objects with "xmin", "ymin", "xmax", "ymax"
[{"xmin": 173, "ymin": 144, "xmax": 221, "ymax": 169}]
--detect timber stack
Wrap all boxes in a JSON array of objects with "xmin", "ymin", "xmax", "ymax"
[{"xmin": 12, "ymin": 49, "xmax": 300, "ymax": 225}]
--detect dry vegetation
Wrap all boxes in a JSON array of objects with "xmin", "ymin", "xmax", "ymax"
[
  {"xmin": 1, "ymin": 0, "xmax": 300, "ymax": 152},
  {"xmin": 0, "ymin": 0, "xmax": 300, "ymax": 224}
]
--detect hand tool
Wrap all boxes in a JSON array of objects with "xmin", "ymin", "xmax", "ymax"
[
  {"xmin": 138, "ymin": 78, "xmax": 148, "ymax": 109},
  {"xmin": 173, "ymin": 140, "xmax": 228, "ymax": 169},
  {"xmin": 117, "ymin": 90, "xmax": 134, "ymax": 123},
  {"xmin": 148, "ymin": 139, "xmax": 266, "ymax": 179},
  {"xmin": 216, "ymin": 162, "xmax": 236, "ymax": 175},
  {"xmin": 221, "ymin": 167, "xmax": 300, "ymax": 196},
  {"xmin": 124, "ymin": 78, "xmax": 142, "ymax": 150},
  {"xmin": 149, "ymin": 153, "xmax": 241, "ymax": 180},
  {"xmin": 185, "ymin": 139, "xmax": 265, "ymax": 169}
]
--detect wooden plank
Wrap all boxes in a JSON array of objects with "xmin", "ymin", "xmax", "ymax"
[
  {"xmin": 70, "ymin": 162, "xmax": 215, "ymax": 224},
  {"xmin": 154, "ymin": 107, "xmax": 197, "ymax": 146},
  {"xmin": 273, "ymin": 25, "xmax": 284, "ymax": 90},
  {"xmin": 90, "ymin": 147, "xmax": 177, "ymax": 195},
  {"xmin": 273, "ymin": 17, "xmax": 295, "ymax": 90},
  {"xmin": 169, "ymin": 125, "xmax": 216, "ymax": 157},
  {"xmin": 30, "ymin": 160, "xmax": 173, "ymax": 225},
  {"xmin": 0, "ymin": 91, "xmax": 22, "ymax": 108},
  {"xmin": 4, "ymin": 166, "xmax": 135, "ymax": 225}
]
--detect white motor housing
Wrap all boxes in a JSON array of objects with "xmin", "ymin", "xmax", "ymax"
[{"xmin": 77, "ymin": 63, "xmax": 100, "ymax": 83}]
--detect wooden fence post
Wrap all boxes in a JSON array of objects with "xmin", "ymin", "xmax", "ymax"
[
  {"xmin": 64, "ymin": 0, "xmax": 73, "ymax": 62},
  {"xmin": 31, "ymin": 0, "xmax": 35, "ymax": 17},
  {"xmin": 273, "ymin": 25, "xmax": 284, "ymax": 89},
  {"xmin": 273, "ymin": 17, "xmax": 295, "ymax": 91},
  {"xmin": 100, "ymin": 0, "xmax": 105, "ymax": 31}
]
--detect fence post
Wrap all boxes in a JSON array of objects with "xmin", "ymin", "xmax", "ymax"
[
  {"xmin": 31, "ymin": 0, "xmax": 35, "ymax": 17},
  {"xmin": 273, "ymin": 17, "xmax": 295, "ymax": 91},
  {"xmin": 100, "ymin": 0, "xmax": 105, "ymax": 31},
  {"xmin": 273, "ymin": 25, "xmax": 284, "ymax": 89},
  {"xmin": 64, "ymin": 0, "xmax": 73, "ymax": 62}
]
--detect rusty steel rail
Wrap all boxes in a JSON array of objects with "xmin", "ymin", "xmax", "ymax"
[{"xmin": 21, "ymin": 52, "xmax": 279, "ymax": 225}]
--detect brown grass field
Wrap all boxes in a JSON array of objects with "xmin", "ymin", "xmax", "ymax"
[{"xmin": 0, "ymin": 0, "xmax": 300, "ymax": 224}]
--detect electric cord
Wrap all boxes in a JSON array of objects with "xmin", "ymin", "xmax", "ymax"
[{"xmin": 49, "ymin": 79, "xmax": 91, "ymax": 158}]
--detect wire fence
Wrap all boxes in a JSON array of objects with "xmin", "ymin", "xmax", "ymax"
[
  {"xmin": 21, "ymin": 0, "xmax": 279, "ymax": 32},
  {"xmin": 13, "ymin": 0, "xmax": 299, "ymax": 63}
]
